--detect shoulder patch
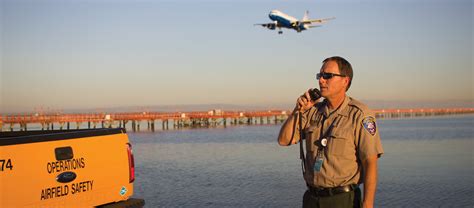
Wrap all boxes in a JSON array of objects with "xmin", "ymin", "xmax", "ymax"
[{"xmin": 362, "ymin": 116, "xmax": 377, "ymax": 136}]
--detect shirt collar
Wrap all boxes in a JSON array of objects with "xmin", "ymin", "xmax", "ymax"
[{"xmin": 321, "ymin": 96, "xmax": 350, "ymax": 118}]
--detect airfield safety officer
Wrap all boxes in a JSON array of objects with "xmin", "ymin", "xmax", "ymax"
[{"xmin": 278, "ymin": 56, "xmax": 384, "ymax": 208}]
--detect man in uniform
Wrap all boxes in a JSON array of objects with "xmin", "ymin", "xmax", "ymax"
[{"xmin": 278, "ymin": 56, "xmax": 384, "ymax": 208}]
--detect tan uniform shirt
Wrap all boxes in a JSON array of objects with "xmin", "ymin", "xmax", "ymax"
[{"xmin": 296, "ymin": 96, "xmax": 384, "ymax": 188}]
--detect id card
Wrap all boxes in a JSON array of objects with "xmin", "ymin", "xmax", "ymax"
[{"xmin": 314, "ymin": 156, "xmax": 323, "ymax": 172}]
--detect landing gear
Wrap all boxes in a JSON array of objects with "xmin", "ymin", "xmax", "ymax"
[{"xmin": 278, "ymin": 31, "xmax": 283, "ymax": 34}]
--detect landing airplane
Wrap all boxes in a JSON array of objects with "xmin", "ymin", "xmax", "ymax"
[{"xmin": 255, "ymin": 10, "xmax": 335, "ymax": 34}]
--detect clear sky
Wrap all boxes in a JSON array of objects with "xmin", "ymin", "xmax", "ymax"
[{"xmin": 1, "ymin": 0, "xmax": 472, "ymax": 113}]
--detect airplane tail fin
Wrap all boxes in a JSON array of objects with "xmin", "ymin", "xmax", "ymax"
[{"xmin": 302, "ymin": 10, "xmax": 309, "ymax": 21}]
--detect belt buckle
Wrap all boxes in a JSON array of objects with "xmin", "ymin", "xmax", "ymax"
[
  {"xmin": 334, "ymin": 185, "xmax": 355, "ymax": 195},
  {"xmin": 341, "ymin": 185, "xmax": 351, "ymax": 193}
]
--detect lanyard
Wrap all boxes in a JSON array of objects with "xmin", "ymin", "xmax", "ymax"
[
  {"xmin": 299, "ymin": 111, "xmax": 343, "ymax": 176},
  {"xmin": 298, "ymin": 111, "xmax": 306, "ymax": 175}
]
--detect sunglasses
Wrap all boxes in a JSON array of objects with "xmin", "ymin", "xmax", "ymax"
[{"xmin": 316, "ymin": 72, "xmax": 346, "ymax": 80}]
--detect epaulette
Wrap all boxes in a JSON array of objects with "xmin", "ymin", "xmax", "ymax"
[{"xmin": 348, "ymin": 97, "xmax": 371, "ymax": 115}]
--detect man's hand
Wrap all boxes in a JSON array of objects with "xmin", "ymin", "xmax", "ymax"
[
  {"xmin": 296, "ymin": 89, "xmax": 318, "ymax": 113},
  {"xmin": 278, "ymin": 89, "xmax": 319, "ymax": 146}
]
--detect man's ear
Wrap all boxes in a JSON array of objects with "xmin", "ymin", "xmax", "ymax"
[{"xmin": 343, "ymin": 77, "xmax": 350, "ymax": 88}]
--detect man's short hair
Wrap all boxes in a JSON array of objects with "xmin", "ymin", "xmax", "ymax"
[{"xmin": 323, "ymin": 56, "xmax": 353, "ymax": 91}]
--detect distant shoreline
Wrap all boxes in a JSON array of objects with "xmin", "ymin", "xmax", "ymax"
[{"xmin": 1, "ymin": 99, "xmax": 473, "ymax": 114}]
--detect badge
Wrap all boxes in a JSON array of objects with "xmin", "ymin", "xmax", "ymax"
[
  {"xmin": 314, "ymin": 157, "xmax": 323, "ymax": 172},
  {"xmin": 314, "ymin": 150, "xmax": 324, "ymax": 172},
  {"xmin": 362, "ymin": 116, "xmax": 377, "ymax": 136}
]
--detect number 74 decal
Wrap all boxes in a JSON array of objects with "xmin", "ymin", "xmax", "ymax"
[{"xmin": 0, "ymin": 159, "xmax": 13, "ymax": 171}]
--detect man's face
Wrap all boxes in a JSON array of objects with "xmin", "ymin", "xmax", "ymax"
[{"xmin": 318, "ymin": 61, "xmax": 349, "ymax": 99}]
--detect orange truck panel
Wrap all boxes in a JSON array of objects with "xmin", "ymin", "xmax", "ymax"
[{"xmin": 0, "ymin": 128, "xmax": 143, "ymax": 208}]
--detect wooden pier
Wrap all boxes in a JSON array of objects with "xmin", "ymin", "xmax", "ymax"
[
  {"xmin": 0, "ymin": 108, "xmax": 473, "ymax": 132},
  {"xmin": 0, "ymin": 110, "xmax": 289, "ymax": 132},
  {"xmin": 374, "ymin": 108, "xmax": 474, "ymax": 119}
]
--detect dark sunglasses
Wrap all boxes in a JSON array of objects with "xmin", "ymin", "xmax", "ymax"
[{"xmin": 316, "ymin": 72, "xmax": 346, "ymax": 80}]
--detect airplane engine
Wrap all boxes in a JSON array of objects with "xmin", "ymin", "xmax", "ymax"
[
  {"xmin": 291, "ymin": 21, "xmax": 301, "ymax": 28},
  {"xmin": 267, "ymin": 24, "xmax": 276, "ymax": 30}
]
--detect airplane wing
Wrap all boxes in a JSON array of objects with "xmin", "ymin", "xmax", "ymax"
[
  {"xmin": 254, "ymin": 23, "xmax": 277, "ymax": 30},
  {"xmin": 254, "ymin": 23, "xmax": 276, "ymax": 27},
  {"xmin": 300, "ymin": 17, "xmax": 336, "ymax": 24}
]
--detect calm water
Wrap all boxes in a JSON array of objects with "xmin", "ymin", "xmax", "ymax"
[{"xmin": 129, "ymin": 115, "xmax": 474, "ymax": 207}]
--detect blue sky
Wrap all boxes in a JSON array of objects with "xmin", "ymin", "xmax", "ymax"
[{"xmin": 1, "ymin": 0, "xmax": 472, "ymax": 113}]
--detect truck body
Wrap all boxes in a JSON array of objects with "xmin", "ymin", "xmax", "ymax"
[{"xmin": 0, "ymin": 128, "xmax": 144, "ymax": 207}]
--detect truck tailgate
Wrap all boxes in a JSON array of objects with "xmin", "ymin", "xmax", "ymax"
[{"xmin": 0, "ymin": 128, "xmax": 135, "ymax": 207}]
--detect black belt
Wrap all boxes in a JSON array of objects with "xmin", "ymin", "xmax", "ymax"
[{"xmin": 307, "ymin": 184, "xmax": 358, "ymax": 197}]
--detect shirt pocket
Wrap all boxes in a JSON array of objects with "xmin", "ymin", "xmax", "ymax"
[
  {"xmin": 328, "ymin": 131, "xmax": 350, "ymax": 156},
  {"xmin": 305, "ymin": 125, "xmax": 320, "ymax": 152}
]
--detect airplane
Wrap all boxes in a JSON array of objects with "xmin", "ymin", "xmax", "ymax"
[{"xmin": 255, "ymin": 10, "xmax": 335, "ymax": 34}]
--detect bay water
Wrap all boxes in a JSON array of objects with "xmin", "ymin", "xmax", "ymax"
[{"xmin": 130, "ymin": 115, "xmax": 474, "ymax": 207}]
